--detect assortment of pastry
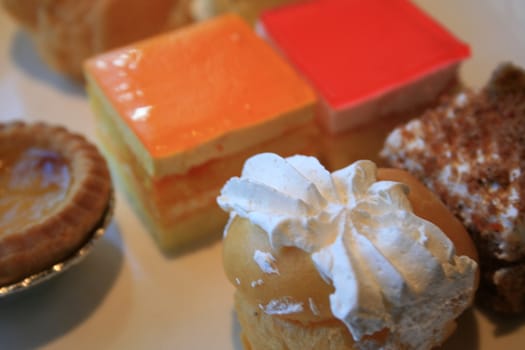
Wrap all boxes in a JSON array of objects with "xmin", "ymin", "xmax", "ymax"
[{"xmin": 1, "ymin": 0, "xmax": 524, "ymax": 348}]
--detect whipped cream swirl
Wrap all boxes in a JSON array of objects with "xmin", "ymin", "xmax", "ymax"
[{"xmin": 218, "ymin": 153, "xmax": 477, "ymax": 349}]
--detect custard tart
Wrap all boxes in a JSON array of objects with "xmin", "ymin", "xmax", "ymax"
[{"xmin": 0, "ymin": 121, "xmax": 112, "ymax": 286}]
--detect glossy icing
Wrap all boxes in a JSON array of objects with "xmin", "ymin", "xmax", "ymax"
[
  {"xmin": 259, "ymin": 0, "xmax": 469, "ymax": 111},
  {"xmin": 85, "ymin": 14, "xmax": 316, "ymax": 176}
]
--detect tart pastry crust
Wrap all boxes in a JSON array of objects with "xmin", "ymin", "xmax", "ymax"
[{"xmin": 0, "ymin": 121, "xmax": 112, "ymax": 286}]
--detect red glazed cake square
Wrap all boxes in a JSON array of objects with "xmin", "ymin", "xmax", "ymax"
[{"xmin": 258, "ymin": 0, "xmax": 471, "ymax": 133}]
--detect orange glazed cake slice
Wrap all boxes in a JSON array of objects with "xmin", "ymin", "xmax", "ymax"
[{"xmin": 84, "ymin": 14, "xmax": 317, "ymax": 253}]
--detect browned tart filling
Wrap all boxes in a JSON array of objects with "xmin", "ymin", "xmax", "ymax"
[
  {"xmin": 0, "ymin": 121, "xmax": 112, "ymax": 286},
  {"xmin": 381, "ymin": 63, "xmax": 525, "ymax": 313}
]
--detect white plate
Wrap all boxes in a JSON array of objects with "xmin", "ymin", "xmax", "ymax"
[{"xmin": 0, "ymin": 1, "xmax": 524, "ymax": 349}]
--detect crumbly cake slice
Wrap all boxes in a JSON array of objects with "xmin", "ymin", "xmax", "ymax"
[{"xmin": 381, "ymin": 63, "xmax": 525, "ymax": 313}]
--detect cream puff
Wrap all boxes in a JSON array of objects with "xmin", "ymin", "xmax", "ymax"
[{"xmin": 218, "ymin": 153, "xmax": 478, "ymax": 349}]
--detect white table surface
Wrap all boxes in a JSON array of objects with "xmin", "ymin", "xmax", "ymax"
[{"xmin": 0, "ymin": 1, "xmax": 524, "ymax": 349}]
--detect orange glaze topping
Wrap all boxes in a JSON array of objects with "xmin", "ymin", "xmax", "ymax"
[{"xmin": 85, "ymin": 14, "xmax": 316, "ymax": 159}]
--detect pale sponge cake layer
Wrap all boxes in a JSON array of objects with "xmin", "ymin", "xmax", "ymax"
[{"xmin": 90, "ymin": 86, "xmax": 318, "ymax": 253}]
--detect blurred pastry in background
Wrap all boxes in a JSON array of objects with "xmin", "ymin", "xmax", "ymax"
[
  {"xmin": 381, "ymin": 62, "xmax": 525, "ymax": 313},
  {"xmin": 0, "ymin": 121, "xmax": 112, "ymax": 286},
  {"xmin": 218, "ymin": 153, "xmax": 478, "ymax": 349},
  {"xmin": 2, "ymin": 0, "xmax": 40, "ymax": 29},
  {"xmin": 2, "ymin": 0, "xmax": 195, "ymax": 80},
  {"xmin": 84, "ymin": 14, "xmax": 317, "ymax": 254},
  {"xmin": 192, "ymin": 0, "xmax": 297, "ymax": 24}
]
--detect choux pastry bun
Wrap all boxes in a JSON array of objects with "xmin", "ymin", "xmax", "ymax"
[{"xmin": 218, "ymin": 153, "xmax": 478, "ymax": 350}]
